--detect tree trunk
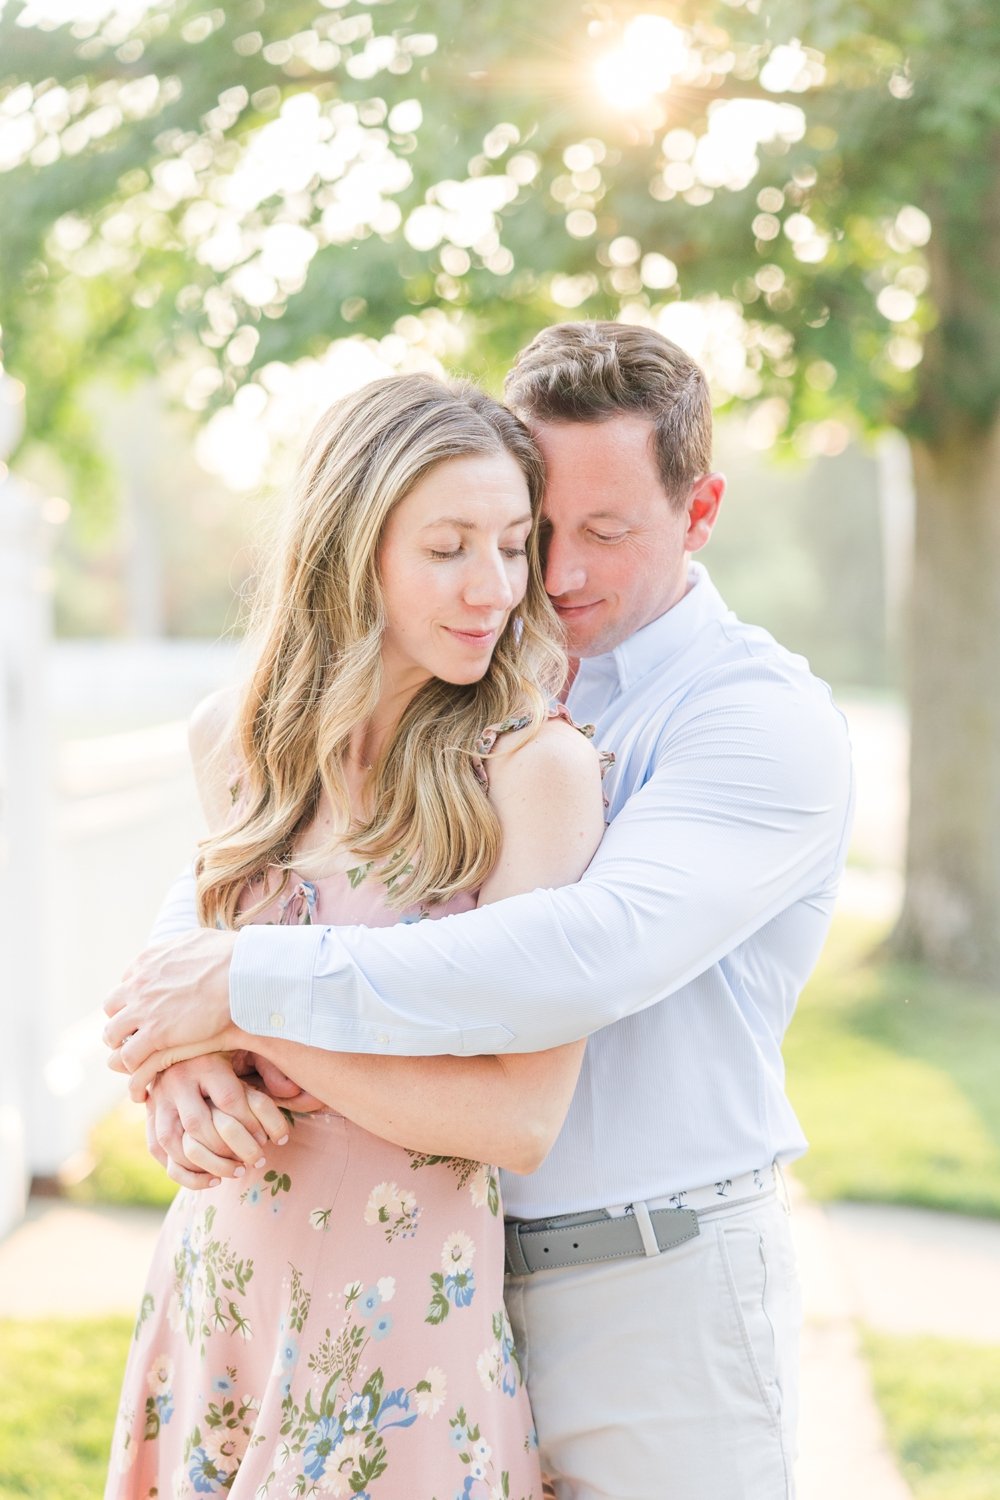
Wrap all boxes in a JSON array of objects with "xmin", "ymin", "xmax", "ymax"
[{"xmin": 891, "ymin": 419, "xmax": 1000, "ymax": 980}]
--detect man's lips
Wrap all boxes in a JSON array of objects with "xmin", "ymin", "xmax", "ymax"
[{"xmin": 552, "ymin": 600, "xmax": 601, "ymax": 615}]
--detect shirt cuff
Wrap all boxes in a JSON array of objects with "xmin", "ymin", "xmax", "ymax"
[{"xmin": 230, "ymin": 923, "xmax": 324, "ymax": 1044}]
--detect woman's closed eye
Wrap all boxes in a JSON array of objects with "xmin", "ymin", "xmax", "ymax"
[{"xmin": 428, "ymin": 545, "xmax": 528, "ymax": 560}]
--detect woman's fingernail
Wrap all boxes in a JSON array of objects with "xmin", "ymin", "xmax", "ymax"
[
  {"xmin": 234, "ymin": 1166, "xmax": 246, "ymax": 1178},
  {"xmin": 277, "ymin": 1135, "xmax": 289, "ymax": 1146},
  {"xmin": 254, "ymin": 1157, "xmax": 267, "ymax": 1169},
  {"xmin": 210, "ymin": 1178, "xmax": 221, "ymax": 1188}
]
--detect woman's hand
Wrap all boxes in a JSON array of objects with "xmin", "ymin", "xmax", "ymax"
[{"xmin": 147, "ymin": 1055, "xmax": 292, "ymax": 1188}]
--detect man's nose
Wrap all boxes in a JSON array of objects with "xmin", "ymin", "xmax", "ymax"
[{"xmin": 543, "ymin": 535, "xmax": 586, "ymax": 599}]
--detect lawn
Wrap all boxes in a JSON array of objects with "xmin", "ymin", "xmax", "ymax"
[
  {"xmin": 69, "ymin": 1101, "xmax": 177, "ymax": 1211},
  {"xmin": 0, "ymin": 1315, "xmax": 131, "ymax": 1500},
  {"xmin": 864, "ymin": 1330, "xmax": 1000, "ymax": 1500},
  {"xmin": 785, "ymin": 919, "xmax": 1000, "ymax": 1218}
]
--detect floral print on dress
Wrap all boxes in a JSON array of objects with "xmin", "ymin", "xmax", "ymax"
[
  {"xmin": 409, "ymin": 1154, "xmax": 501, "ymax": 1217},
  {"xmin": 110, "ymin": 1116, "xmax": 536, "ymax": 1500},
  {"xmin": 364, "ymin": 1181, "xmax": 422, "ymax": 1243},
  {"xmin": 104, "ymin": 711, "xmax": 572, "ymax": 1498},
  {"xmin": 425, "ymin": 1228, "xmax": 478, "ymax": 1324},
  {"xmin": 168, "ymin": 1205, "xmax": 255, "ymax": 1354}
]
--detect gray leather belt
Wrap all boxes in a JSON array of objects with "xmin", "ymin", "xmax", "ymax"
[{"xmin": 504, "ymin": 1205, "xmax": 700, "ymax": 1276}]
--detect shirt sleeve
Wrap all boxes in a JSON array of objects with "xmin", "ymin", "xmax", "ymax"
[
  {"xmin": 148, "ymin": 864, "xmax": 199, "ymax": 944},
  {"xmin": 230, "ymin": 676, "xmax": 854, "ymax": 1054}
]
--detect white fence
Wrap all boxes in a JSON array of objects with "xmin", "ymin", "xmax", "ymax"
[
  {"xmin": 0, "ymin": 642, "xmax": 233, "ymax": 1239},
  {"xmin": 0, "ymin": 399, "xmax": 234, "ymax": 1236},
  {"xmin": 0, "ymin": 417, "xmax": 55, "ymax": 1235}
]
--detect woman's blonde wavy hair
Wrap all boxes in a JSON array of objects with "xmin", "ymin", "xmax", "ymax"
[{"xmin": 196, "ymin": 373, "xmax": 566, "ymax": 928}]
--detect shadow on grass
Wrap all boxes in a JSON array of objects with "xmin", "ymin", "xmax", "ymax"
[{"xmin": 785, "ymin": 918, "xmax": 1000, "ymax": 1218}]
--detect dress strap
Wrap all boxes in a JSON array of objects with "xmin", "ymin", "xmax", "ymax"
[
  {"xmin": 547, "ymin": 702, "xmax": 615, "ymax": 778},
  {"xmin": 471, "ymin": 704, "xmax": 614, "ymax": 791}
]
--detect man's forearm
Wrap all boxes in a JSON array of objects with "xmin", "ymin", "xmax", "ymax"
[{"xmin": 149, "ymin": 864, "xmax": 199, "ymax": 943}]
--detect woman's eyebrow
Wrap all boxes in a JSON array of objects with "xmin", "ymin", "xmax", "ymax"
[{"xmin": 420, "ymin": 513, "xmax": 533, "ymax": 531}]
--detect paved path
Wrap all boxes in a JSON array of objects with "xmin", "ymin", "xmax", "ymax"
[
  {"xmin": 0, "ymin": 1198, "xmax": 164, "ymax": 1320},
  {"xmin": 4, "ymin": 1180, "xmax": 999, "ymax": 1497}
]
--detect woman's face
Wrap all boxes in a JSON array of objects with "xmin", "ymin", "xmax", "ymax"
[{"xmin": 378, "ymin": 450, "xmax": 533, "ymax": 697}]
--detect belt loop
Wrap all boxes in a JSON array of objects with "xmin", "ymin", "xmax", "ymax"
[
  {"xmin": 775, "ymin": 1161, "xmax": 791, "ymax": 1215},
  {"xmin": 504, "ymin": 1220, "xmax": 531, "ymax": 1277},
  {"xmin": 630, "ymin": 1200, "xmax": 661, "ymax": 1258}
]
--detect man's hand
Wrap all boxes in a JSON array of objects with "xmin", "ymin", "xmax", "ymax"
[
  {"xmin": 147, "ymin": 1056, "xmax": 306, "ymax": 1190},
  {"xmin": 103, "ymin": 928, "xmax": 240, "ymax": 1074}
]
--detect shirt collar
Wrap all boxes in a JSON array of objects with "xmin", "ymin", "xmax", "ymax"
[{"xmin": 575, "ymin": 562, "xmax": 730, "ymax": 697}]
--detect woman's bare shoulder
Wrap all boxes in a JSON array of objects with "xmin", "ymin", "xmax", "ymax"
[
  {"xmin": 485, "ymin": 711, "xmax": 603, "ymax": 793},
  {"xmin": 476, "ymin": 713, "xmax": 605, "ymax": 900}
]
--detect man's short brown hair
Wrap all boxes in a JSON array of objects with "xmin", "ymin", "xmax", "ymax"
[{"xmin": 504, "ymin": 321, "xmax": 712, "ymax": 507}]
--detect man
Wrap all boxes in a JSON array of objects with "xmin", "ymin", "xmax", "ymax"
[{"xmin": 106, "ymin": 321, "xmax": 853, "ymax": 1499}]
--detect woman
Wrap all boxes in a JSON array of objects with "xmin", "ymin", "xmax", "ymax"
[{"xmin": 106, "ymin": 374, "xmax": 605, "ymax": 1500}]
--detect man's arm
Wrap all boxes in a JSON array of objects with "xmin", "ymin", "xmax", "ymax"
[
  {"xmin": 107, "ymin": 678, "xmax": 853, "ymax": 1068},
  {"xmin": 148, "ymin": 864, "xmax": 199, "ymax": 943},
  {"xmin": 237, "ymin": 678, "xmax": 853, "ymax": 1051}
]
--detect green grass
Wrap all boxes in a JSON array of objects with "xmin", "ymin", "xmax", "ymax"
[
  {"xmin": 864, "ymin": 1331, "xmax": 1000, "ymax": 1500},
  {"xmin": 68, "ymin": 1102, "xmax": 177, "ymax": 1211},
  {"xmin": 0, "ymin": 1316, "xmax": 131, "ymax": 1499},
  {"xmin": 785, "ymin": 919, "xmax": 1000, "ymax": 1217}
]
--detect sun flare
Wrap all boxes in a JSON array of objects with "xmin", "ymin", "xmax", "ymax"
[{"xmin": 593, "ymin": 16, "xmax": 690, "ymax": 112}]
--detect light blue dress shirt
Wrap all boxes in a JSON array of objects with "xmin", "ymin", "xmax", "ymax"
[{"xmin": 159, "ymin": 565, "xmax": 854, "ymax": 1218}]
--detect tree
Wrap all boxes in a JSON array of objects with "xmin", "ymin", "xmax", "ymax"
[{"xmin": 2, "ymin": 0, "xmax": 998, "ymax": 978}]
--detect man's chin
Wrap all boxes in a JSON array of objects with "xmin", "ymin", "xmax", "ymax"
[
  {"xmin": 564, "ymin": 632, "xmax": 609, "ymax": 660},
  {"xmin": 554, "ymin": 610, "xmax": 603, "ymax": 659}
]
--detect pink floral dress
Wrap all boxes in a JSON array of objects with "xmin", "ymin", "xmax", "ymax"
[{"xmin": 106, "ymin": 713, "xmax": 606, "ymax": 1500}]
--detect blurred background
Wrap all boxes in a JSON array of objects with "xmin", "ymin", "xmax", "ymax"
[{"xmin": 0, "ymin": 1, "xmax": 998, "ymax": 1496}]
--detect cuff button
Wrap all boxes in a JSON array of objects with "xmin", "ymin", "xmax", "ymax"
[{"xmin": 269, "ymin": 1012, "xmax": 285, "ymax": 1030}]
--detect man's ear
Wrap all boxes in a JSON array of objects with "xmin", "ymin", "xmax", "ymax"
[{"xmin": 684, "ymin": 472, "xmax": 726, "ymax": 553}]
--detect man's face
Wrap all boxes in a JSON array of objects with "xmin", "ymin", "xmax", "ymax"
[{"xmin": 533, "ymin": 415, "xmax": 723, "ymax": 659}]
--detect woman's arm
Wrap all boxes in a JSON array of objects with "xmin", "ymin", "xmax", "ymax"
[{"xmin": 191, "ymin": 711, "xmax": 605, "ymax": 1173}]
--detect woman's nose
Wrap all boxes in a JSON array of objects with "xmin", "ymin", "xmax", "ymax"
[{"xmin": 464, "ymin": 552, "xmax": 516, "ymax": 609}]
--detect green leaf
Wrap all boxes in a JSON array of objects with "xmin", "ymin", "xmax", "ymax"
[
  {"xmin": 361, "ymin": 1369, "xmax": 384, "ymax": 1412},
  {"xmin": 142, "ymin": 1396, "xmax": 159, "ymax": 1442},
  {"xmin": 425, "ymin": 1292, "xmax": 450, "ymax": 1325}
]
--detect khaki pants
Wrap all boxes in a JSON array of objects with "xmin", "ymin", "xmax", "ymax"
[{"xmin": 505, "ymin": 1191, "xmax": 800, "ymax": 1500}]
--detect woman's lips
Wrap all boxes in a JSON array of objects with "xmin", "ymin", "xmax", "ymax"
[{"xmin": 443, "ymin": 626, "xmax": 499, "ymax": 645}]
